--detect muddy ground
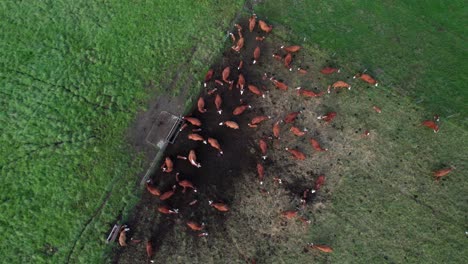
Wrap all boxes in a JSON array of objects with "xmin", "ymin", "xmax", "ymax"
[{"xmin": 114, "ymin": 17, "xmax": 376, "ymax": 264}]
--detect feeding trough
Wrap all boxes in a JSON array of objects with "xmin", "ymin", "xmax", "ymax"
[
  {"xmin": 140, "ymin": 111, "xmax": 184, "ymax": 185},
  {"xmin": 145, "ymin": 111, "xmax": 184, "ymax": 148}
]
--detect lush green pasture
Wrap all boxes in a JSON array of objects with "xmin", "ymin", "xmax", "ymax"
[
  {"xmin": 0, "ymin": 0, "xmax": 243, "ymax": 263},
  {"xmin": 252, "ymin": 0, "xmax": 468, "ymax": 262},
  {"xmin": 256, "ymin": 0, "xmax": 467, "ymax": 127}
]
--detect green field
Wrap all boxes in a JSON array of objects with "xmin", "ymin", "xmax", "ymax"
[
  {"xmin": 253, "ymin": 0, "xmax": 468, "ymax": 262},
  {"xmin": 1, "ymin": 0, "xmax": 467, "ymax": 263},
  {"xmin": 0, "ymin": 1, "xmax": 243, "ymax": 263},
  {"xmin": 256, "ymin": 0, "xmax": 467, "ymax": 126}
]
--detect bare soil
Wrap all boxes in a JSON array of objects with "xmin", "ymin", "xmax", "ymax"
[{"xmin": 115, "ymin": 17, "xmax": 361, "ymax": 263}]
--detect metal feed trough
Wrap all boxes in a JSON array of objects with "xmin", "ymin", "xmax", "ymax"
[
  {"xmin": 140, "ymin": 111, "xmax": 184, "ymax": 185},
  {"xmin": 145, "ymin": 111, "xmax": 184, "ymax": 148}
]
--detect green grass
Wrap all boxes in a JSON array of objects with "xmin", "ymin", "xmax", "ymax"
[
  {"xmin": 256, "ymin": 0, "xmax": 467, "ymax": 127},
  {"xmin": 0, "ymin": 0, "xmax": 243, "ymax": 263},
  {"xmin": 253, "ymin": 30, "xmax": 467, "ymax": 263},
  {"xmin": 251, "ymin": 1, "xmax": 468, "ymax": 262},
  {"xmin": 305, "ymin": 82, "xmax": 468, "ymax": 263}
]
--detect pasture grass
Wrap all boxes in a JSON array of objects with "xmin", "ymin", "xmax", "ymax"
[
  {"xmin": 243, "ymin": 27, "xmax": 467, "ymax": 263},
  {"xmin": 0, "ymin": 0, "xmax": 243, "ymax": 263},
  {"xmin": 250, "ymin": 1, "xmax": 468, "ymax": 262},
  {"xmin": 249, "ymin": 23, "xmax": 466, "ymax": 262},
  {"xmin": 255, "ymin": 0, "xmax": 467, "ymax": 127},
  {"xmin": 1, "ymin": 0, "xmax": 466, "ymax": 263}
]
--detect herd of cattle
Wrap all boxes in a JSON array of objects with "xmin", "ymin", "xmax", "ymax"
[{"xmin": 117, "ymin": 14, "xmax": 454, "ymax": 263}]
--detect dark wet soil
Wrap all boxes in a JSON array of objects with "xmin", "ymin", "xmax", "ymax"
[
  {"xmin": 115, "ymin": 17, "xmax": 273, "ymax": 263},
  {"xmin": 115, "ymin": 16, "xmax": 339, "ymax": 264}
]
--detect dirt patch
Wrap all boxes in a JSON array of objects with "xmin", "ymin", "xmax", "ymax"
[
  {"xmin": 115, "ymin": 17, "xmax": 361, "ymax": 263},
  {"xmin": 117, "ymin": 17, "xmax": 263, "ymax": 263}
]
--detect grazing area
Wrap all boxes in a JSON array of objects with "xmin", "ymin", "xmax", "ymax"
[
  {"xmin": 0, "ymin": 1, "xmax": 243, "ymax": 263},
  {"xmin": 1, "ymin": 0, "xmax": 466, "ymax": 263},
  {"xmin": 115, "ymin": 13, "xmax": 467, "ymax": 264},
  {"xmin": 255, "ymin": 0, "xmax": 467, "ymax": 127}
]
